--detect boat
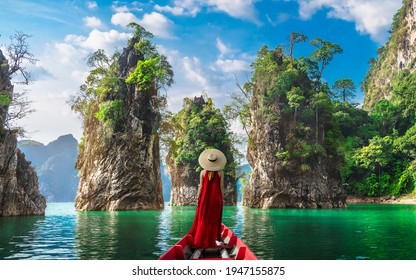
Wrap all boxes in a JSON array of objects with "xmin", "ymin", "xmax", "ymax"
[{"xmin": 158, "ymin": 224, "xmax": 258, "ymax": 260}]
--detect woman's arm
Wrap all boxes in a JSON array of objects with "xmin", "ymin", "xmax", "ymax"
[
  {"xmin": 197, "ymin": 170, "xmax": 204, "ymax": 205},
  {"xmin": 219, "ymin": 171, "xmax": 224, "ymax": 200}
]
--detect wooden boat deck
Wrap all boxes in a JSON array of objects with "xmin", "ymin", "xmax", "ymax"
[{"xmin": 158, "ymin": 224, "xmax": 258, "ymax": 260}]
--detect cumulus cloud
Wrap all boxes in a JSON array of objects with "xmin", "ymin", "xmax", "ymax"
[
  {"xmin": 65, "ymin": 29, "xmax": 131, "ymax": 54},
  {"xmin": 111, "ymin": 12, "xmax": 139, "ymax": 27},
  {"xmin": 112, "ymin": 4, "xmax": 130, "ymax": 13},
  {"xmin": 139, "ymin": 12, "xmax": 175, "ymax": 39},
  {"xmin": 215, "ymin": 59, "xmax": 250, "ymax": 73},
  {"xmin": 86, "ymin": 1, "xmax": 98, "ymax": 10},
  {"xmin": 83, "ymin": 16, "xmax": 103, "ymax": 29},
  {"xmin": 294, "ymin": 0, "xmax": 402, "ymax": 43},
  {"xmin": 154, "ymin": 0, "xmax": 260, "ymax": 24},
  {"xmin": 214, "ymin": 37, "xmax": 251, "ymax": 73},
  {"xmin": 183, "ymin": 56, "xmax": 209, "ymax": 87},
  {"xmin": 14, "ymin": 43, "xmax": 90, "ymax": 143},
  {"xmin": 155, "ymin": 4, "xmax": 186, "ymax": 15},
  {"xmin": 54, "ymin": 42, "xmax": 77, "ymax": 64},
  {"xmin": 111, "ymin": 12, "xmax": 175, "ymax": 39}
]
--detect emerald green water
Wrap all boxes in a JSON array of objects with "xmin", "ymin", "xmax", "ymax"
[{"xmin": 1, "ymin": 203, "xmax": 416, "ymax": 260}]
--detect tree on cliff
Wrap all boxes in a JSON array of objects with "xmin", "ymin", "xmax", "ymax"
[
  {"xmin": 0, "ymin": 32, "xmax": 36, "ymax": 135},
  {"xmin": 332, "ymin": 78, "xmax": 356, "ymax": 103},
  {"xmin": 0, "ymin": 33, "xmax": 46, "ymax": 216},
  {"xmin": 165, "ymin": 96, "xmax": 238, "ymax": 206},
  {"xmin": 338, "ymin": 0, "xmax": 416, "ymax": 197},
  {"xmin": 310, "ymin": 38, "xmax": 343, "ymax": 83},
  {"xmin": 70, "ymin": 23, "xmax": 173, "ymax": 134},
  {"xmin": 234, "ymin": 34, "xmax": 346, "ymax": 208},
  {"xmin": 70, "ymin": 24, "xmax": 173, "ymax": 211}
]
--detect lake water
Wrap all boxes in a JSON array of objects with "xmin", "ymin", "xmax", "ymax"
[{"xmin": 1, "ymin": 203, "xmax": 416, "ymax": 260}]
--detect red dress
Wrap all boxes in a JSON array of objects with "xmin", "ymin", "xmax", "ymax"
[{"xmin": 188, "ymin": 171, "xmax": 223, "ymax": 248}]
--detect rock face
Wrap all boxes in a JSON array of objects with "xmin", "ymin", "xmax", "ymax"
[
  {"xmin": 0, "ymin": 51, "xmax": 12, "ymax": 127},
  {"xmin": 242, "ymin": 45, "xmax": 346, "ymax": 209},
  {"xmin": 168, "ymin": 161, "xmax": 237, "ymax": 206},
  {"xmin": 243, "ymin": 96, "xmax": 346, "ymax": 209},
  {"xmin": 0, "ymin": 50, "xmax": 46, "ymax": 216},
  {"xmin": 363, "ymin": 0, "xmax": 416, "ymax": 110},
  {"xmin": 167, "ymin": 96, "xmax": 237, "ymax": 206},
  {"xmin": 18, "ymin": 134, "xmax": 79, "ymax": 202},
  {"xmin": 74, "ymin": 38, "xmax": 164, "ymax": 210},
  {"xmin": 167, "ymin": 162, "xmax": 199, "ymax": 206}
]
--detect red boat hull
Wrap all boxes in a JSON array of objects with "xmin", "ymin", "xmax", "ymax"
[{"xmin": 158, "ymin": 224, "xmax": 258, "ymax": 260}]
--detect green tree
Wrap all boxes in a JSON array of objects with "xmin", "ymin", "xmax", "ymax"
[
  {"xmin": 311, "ymin": 91, "xmax": 332, "ymax": 142},
  {"xmin": 288, "ymin": 32, "xmax": 308, "ymax": 60},
  {"xmin": 167, "ymin": 96, "xmax": 236, "ymax": 175},
  {"xmin": 287, "ymin": 86, "xmax": 305, "ymax": 123},
  {"xmin": 332, "ymin": 78, "xmax": 356, "ymax": 103},
  {"xmin": 1, "ymin": 31, "xmax": 36, "ymax": 135},
  {"xmin": 69, "ymin": 23, "xmax": 173, "ymax": 134},
  {"xmin": 223, "ymin": 78, "xmax": 251, "ymax": 136},
  {"xmin": 310, "ymin": 38, "xmax": 343, "ymax": 82}
]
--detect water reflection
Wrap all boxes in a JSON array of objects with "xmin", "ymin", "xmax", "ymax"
[
  {"xmin": 0, "ymin": 203, "xmax": 78, "ymax": 259},
  {"xmin": 76, "ymin": 209, "xmax": 164, "ymax": 260},
  {"xmin": 2, "ymin": 203, "xmax": 416, "ymax": 260},
  {"xmin": 0, "ymin": 215, "xmax": 44, "ymax": 259},
  {"xmin": 241, "ymin": 207, "xmax": 275, "ymax": 260}
]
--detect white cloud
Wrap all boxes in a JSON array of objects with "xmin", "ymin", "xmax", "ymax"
[
  {"xmin": 295, "ymin": 0, "xmax": 402, "ymax": 43},
  {"xmin": 112, "ymin": 4, "xmax": 130, "ymax": 13},
  {"xmin": 138, "ymin": 12, "xmax": 175, "ymax": 39},
  {"xmin": 111, "ymin": 12, "xmax": 174, "ymax": 39},
  {"xmin": 183, "ymin": 56, "xmax": 209, "ymax": 87},
  {"xmin": 111, "ymin": 12, "xmax": 139, "ymax": 27},
  {"xmin": 215, "ymin": 59, "xmax": 250, "ymax": 73},
  {"xmin": 207, "ymin": 0, "xmax": 260, "ymax": 24},
  {"xmin": 86, "ymin": 1, "xmax": 98, "ymax": 10},
  {"xmin": 216, "ymin": 38, "xmax": 230, "ymax": 58},
  {"xmin": 83, "ymin": 16, "xmax": 103, "ymax": 29},
  {"xmin": 65, "ymin": 29, "xmax": 131, "ymax": 54},
  {"xmin": 155, "ymin": 4, "xmax": 185, "ymax": 15},
  {"xmin": 54, "ymin": 43, "xmax": 77, "ymax": 64},
  {"xmin": 154, "ymin": 0, "xmax": 260, "ymax": 23},
  {"xmin": 14, "ymin": 43, "xmax": 90, "ymax": 144},
  {"xmin": 214, "ymin": 38, "xmax": 251, "ymax": 73},
  {"xmin": 266, "ymin": 13, "xmax": 291, "ymax": 26}
]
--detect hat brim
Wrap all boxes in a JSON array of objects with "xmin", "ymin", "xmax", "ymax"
[{"xmin": 198, "ymin": 149, "xmax": 227, "ymax": 171}]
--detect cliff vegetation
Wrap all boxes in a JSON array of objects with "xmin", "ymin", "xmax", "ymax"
[
  {"xmin": 239, "ymin": 34, "xmax": 346, "ymax": 208},
  {"xmin": 70, "ymin": 24, "xmax": 173, "ymax": 210},
  {"xmin": 165, "ymin": 96, "xmax": 238, "ymax": 206}
]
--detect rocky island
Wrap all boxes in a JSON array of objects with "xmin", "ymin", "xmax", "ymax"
[
  {"xmin": 166, "ymin": 96, "xmax": 237, "ymax": 206},
  {"xmin": 73, "ymin": 24, "xmax": 173, "ymax": 210},
  {"xmin": 242, "ymin": 43, "xmax": 346, "ymax": 208},
  {"xmin": 0, "ymin": 50, "xmax": 46, "ymax": 216}
]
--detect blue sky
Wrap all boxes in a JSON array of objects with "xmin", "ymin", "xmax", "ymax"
[{"xmin": 0, "ymin": 0, "xmax": 402, "ymax": 144}]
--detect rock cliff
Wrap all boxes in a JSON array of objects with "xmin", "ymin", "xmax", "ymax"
[
  {"xmin": 242, "ymin": 47, "xmax": 346, "ymax": 209},
  {"xmin": 244, "ymin": 112, "xmax": 345, "ymax": 208},
  {"xmin": 363, "ymin": 0, "xmax": 416, "ymax": 110},
  {"xmin": 0, "ymin": 50, "xmax": 46, "ymax": 216},
  {"xmin": 74, "ymin": 29, "xmax": 170, "ymax": 211},
  {"xmin": 167, "ymin": 96, "xmax": 237, "ymax": 206}
]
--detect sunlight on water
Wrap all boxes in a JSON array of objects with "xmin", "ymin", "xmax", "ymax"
[{"xmin": 1, "ymin": 203, "xmax": 416, "ymax": 260}]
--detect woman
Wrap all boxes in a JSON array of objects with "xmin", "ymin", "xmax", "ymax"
[{"xmin": 188, "ymin": 148, "xmax": 226, "ymax": 248}]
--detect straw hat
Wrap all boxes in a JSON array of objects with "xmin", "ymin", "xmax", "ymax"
[{"xmin": 198, "ymin": 149, "xmax": 227, "ymax": 171}]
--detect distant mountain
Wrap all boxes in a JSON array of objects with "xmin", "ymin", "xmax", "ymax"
[{"xmin": 18, "ymin": 134, "xmax": 79, "ymax": 202}]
